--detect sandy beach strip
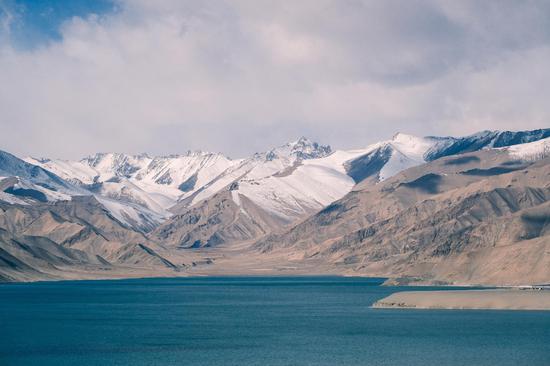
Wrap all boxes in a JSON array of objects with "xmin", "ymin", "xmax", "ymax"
[{"xmin": 372, "ymin": 289, "xmax": 550, "ymax": 310}]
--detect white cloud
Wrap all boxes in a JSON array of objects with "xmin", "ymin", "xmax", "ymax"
[{"xmin": 0, "ymin": 0, "xmax": 549, "ymax": 159}]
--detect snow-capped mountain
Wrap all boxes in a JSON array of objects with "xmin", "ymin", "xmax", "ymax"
[
  {"xmin": 0, "ymin": 150, "xmax": 81, "ymax": 202},
  {"xmin": 151, "ymin": 129, "xmax": 546, "ymax": 248},
  {"xmin": 170, "ymin": 137, "xmax": 374, "ymax": 223},
  {"xmin": 2, "ymin": 127, "xmax": 550, "ymax": 282},
  {"xmin": 3, "ymin": 127, "xmax": 549, "ymax": 237},
  {"xmin": 504, "ymin": 136, "xmax": 550, "ymax": 160},
  {"xmin": 0, "ymin": 150, "xmax": 166, "ymax": 232},
  {"xmin": 26, "ymin": 152, "xmax": 236, "ymax": 213},
  {"xmin": 344, "ymin": 128, "xmax": 550, "ymax": 184},
  {"xmin": 344, "ymin": 133, "xmax": 453, "ymax": 183},
  {"xmin": 26, "ymin": 138, "xmax": 356, "ymax": 224},
  {"xmin": 424, "ymin": 128, "xmax": 550, "ymax": 161},
  {"xmin": 152, "ymin": 137, "xmax": 372, "ymax": 248},
  {"xmin": 24, "ymin": 151, "xmax": 239, "ymax": 232}
]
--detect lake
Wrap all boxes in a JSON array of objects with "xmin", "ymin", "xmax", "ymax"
[{"xmin": 0, "ymin": 277, "xmax": 549, "ymax": 366}]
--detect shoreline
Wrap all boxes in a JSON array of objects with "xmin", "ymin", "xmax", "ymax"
[
  {"xmin": 0, "ymin": 274, "xmax": 389, "ymax": 285},
  {"xmin": 373, "ymin": 289, "xmax": 550, "ymax": 311}
]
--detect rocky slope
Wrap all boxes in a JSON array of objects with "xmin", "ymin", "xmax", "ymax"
[
  {"xmin": 154, "ymin": 190, "xmax": 286, "ymax": 249},
  {"xmin": 0, "ymin": 196, "xmax": 182, "ymax": 282}
]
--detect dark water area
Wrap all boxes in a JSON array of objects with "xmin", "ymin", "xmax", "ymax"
[{"xmin": 1, "ymin": 277, "xmax": 549, "ymax": 366}]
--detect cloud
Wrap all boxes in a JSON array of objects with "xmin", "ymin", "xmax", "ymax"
[{"xmin": 0, "ymin": 0, "xmax": 549, "ymax": 159}]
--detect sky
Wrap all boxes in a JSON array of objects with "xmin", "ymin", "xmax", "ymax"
[{"xmin": 1, "ymin": 0, "xmax": 550, "ymax": 159}]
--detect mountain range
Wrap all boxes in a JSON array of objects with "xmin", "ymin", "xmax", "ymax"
[{"xmin": 1, "ymin": 128, "xmax": 549, "ymax": 284}]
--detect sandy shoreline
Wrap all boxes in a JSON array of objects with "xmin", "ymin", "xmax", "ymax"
[{"xmin": 372, "ymin": 289, "xmax": 550, "ymax": 310}]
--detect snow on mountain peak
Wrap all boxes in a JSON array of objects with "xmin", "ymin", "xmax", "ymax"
[
  {"xmin": 389, "ymin": 133, "xmax": 437, "ymax": 160},
  {"xmin": 505, "ymin": 136, "xmax": 550, "ymax": 160},
  {"xmin": 263, "ymin": 137, "xmax": 332, "ymax": 161},
  {"xmin": 11, "ymin": 128, "xmax": 550, "ymax": 231},
  {"xmin": 290, "ymin": 136, "xmax": 332, "ymax": 159},
  {"xmin": 391, "ymin": 132, "xmax": 415, "ymax": 141},
  {"xmin": 80, "ymin": 153, "xmax": 150, "ymax": 181},
  {"xmin": 159, "ymin": 150, "xmax": 225, "ymax": 159}
]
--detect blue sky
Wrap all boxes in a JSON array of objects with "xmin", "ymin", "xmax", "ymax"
[
  {"xmin": 1, "ymin": 0, "xmax": 115, "ymax": 49},
  {"xmin": 0, "ymin": 1, "xmax": 549, "ymax": 159}
]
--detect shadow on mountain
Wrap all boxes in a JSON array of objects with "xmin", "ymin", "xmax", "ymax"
[
  {"xmin": 444, "ymin": 156, "xmax": 480, "ymax": 165},
  {"xmin": 399, "ymin": 173, "xmax": 442, "ymax": 194},
  {"xmin": 462, "ymin": 166, "xmax": 525, "ymax": 176},
  {"xmin": 4, "ymin": 187, "xmax": 48, "ymax": 202}
]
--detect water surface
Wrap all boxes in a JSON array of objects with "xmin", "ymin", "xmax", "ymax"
[{"xmin": 1, "ymin": 277, "xmax": 549, "ymax": 366}]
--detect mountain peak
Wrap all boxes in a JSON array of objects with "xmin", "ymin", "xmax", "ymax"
[
  {"xmin": 260, "ymin": 137, "xmax": 332, "ymax": 161},
  {"xmin": 81, "ymin": 152, "xmax": 151, "ymax": 165},
  {"xmin": 294, "ymin": 136, "xmax": 313, "ymax": 144},
  {"xmin": 80, "ymin": 152, "xmax": 151, "ymax": 179},
  {"xmin": 288, "ymin": 136, "xmax": 332, "ymax": 159},
  {"xmin": 391, "ymin": 132, "xmax": 404, "ymax": 140},
  {"xmin": 391, "ymin": 132, "xmax": 422, "ymax": 142}
]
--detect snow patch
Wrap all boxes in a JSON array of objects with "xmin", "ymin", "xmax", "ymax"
[
  {"xmin": 505, "ymin": 137, "xmax": 550, "ymax": 160},
  {"xmin": 231, "ymin": 190, "xmax": 241, "ymax": 206}
]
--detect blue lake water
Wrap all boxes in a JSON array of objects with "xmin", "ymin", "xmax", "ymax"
[{"xmin": 0, "ymin": 277, "xmax": 549, "ymax": 366}]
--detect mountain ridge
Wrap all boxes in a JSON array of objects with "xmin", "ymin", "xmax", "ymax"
[{"xmin": 1, "ymin": 127, "xmax": 549, "ymax": 283}]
